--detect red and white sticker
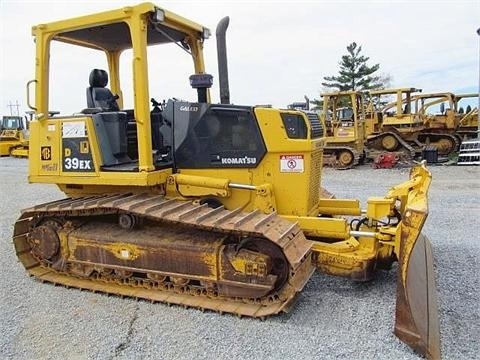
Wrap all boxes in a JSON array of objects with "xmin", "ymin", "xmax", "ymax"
[{"xmin": 280, "ymin": 154, "xmax": 304, "ymax": 173}]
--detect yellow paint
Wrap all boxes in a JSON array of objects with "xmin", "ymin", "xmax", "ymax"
[
  {"xmin": 282, "ymin": 215, "xmax": 350, "ymax": 240},
  {"xmin": 366, "ymin": 197, "xmax": 395, "ymax": 219},
  {"xmin": 314, "ymin": 236, "xmax": 377, "ymax": 278},
  {"xmin": 29, "ymin": 3, "xmax": 207, "ymax": 190},
  {"xmin": 26, "ymin": 2, "xmax": 433, "ymax": 287},
  {"xmin": 228, "ymin": 250, "xmax": 268, "ymax": 277},
  {"xmin": 368, "ymin": 88, "xmax": 424, "ymax": 137},
  {"xmin": 317, "ymin": 198, "xmax": 361, "ymax": 216},
  {"xmin": 200, "ymin": 252, "xmax": 218, "ymax": 280},
  {"xmin": 0, "ymin": 128, "xmax": 29, "ymax": 156},
  {"xmin": 168, "ymin": 174, "xmax": 230, "ymax": 197},
  {"xmin": 320, "ymin": 91, "xmax": 367, "ymax": 156}
]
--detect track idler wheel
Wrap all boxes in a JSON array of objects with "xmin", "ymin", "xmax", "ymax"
[
  {"xmin": 337, "ymin": 150, "xmax": 355, "ymax": 168},
  {"xmin": 28, "ymin": 220, "xmax": 62, "ymax": 263},
  {"xmin": 381, "ymin": 134, "xmax": 399, "ymax": 151},
  {"xmin": 435, "ymin": 137, "xmax": 455, "ymax": 155}
]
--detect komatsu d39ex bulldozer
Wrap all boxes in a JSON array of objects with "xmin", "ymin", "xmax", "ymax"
[{"xmin": 14, "ymin": 3, "xmax": 440, "ymax": 358}]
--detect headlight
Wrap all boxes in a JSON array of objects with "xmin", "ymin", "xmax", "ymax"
[
  {"xmin": 153, "ymin": 8, "xmax": 165, "ymax": 22},
  {"xmin": 202, "ymin": 27, "xmax": 211, "ymax": 39}
]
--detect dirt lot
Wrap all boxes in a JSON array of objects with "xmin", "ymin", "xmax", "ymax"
[{"xmin": 0, "ymin": 157, "xmax": 478, "ymax": 360}]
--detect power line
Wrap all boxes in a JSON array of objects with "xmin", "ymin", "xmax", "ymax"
[{"xmin": 7, "ymin": 100, "xmax": 20, "ymax": 116}]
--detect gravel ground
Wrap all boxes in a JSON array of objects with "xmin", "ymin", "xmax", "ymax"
[{"xmin": 0, "ymin": 157, "xmax": 478, "ymax": 360}]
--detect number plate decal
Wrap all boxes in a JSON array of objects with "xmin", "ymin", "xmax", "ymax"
[{"xmin": 62, "ymin": 137, "xmax": 94, "ymax": 172}]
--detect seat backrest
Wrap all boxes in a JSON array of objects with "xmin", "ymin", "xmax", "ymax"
[
  {"xmin": 91, "ymin": 112, "xmax": 130, "ymax": 166},
  {"xmin": 86, "ymin": 69, "xmax": 119, "ymax": 111}
]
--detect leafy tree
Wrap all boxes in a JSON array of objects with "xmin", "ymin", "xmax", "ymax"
[{"xmin": 322, "ymin": 42, "xmax": 387, "ymax": 91}]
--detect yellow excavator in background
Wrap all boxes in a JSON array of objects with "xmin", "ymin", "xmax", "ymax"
[{"xmin": 13, "ymin": 3, "xmax": 439, "ymax": 358}]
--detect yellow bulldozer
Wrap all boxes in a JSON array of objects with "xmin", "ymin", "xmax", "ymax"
[
  {"xmin": 453, "ymin": 93, "xmax": 479, "ymax": 139},
  {"xmin": 367, "ymin": 88, "xmax": 459, "ymax": 157},
  {"xmin": 0, "ymin": 115, "xmax": 29, "ymax": 157},
  {"xmin": 414, "ymin": 92, "xmax": 461, "ymax": 141},
  {"xmin": 405, "ymin": 91, "xmax": 478, "ymax": 145},
  {"xmin": 319, "ymin": 90, "xmax": 418, "ymax": 168},
  {"xmin": 318, "ymin": 91, "xmax": 367, "ymax": 169},
  {"xmin": 14, "ymin": 3, "xmax": 440, "ymax": 358}
]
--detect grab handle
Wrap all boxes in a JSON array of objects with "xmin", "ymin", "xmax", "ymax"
[{"xmin": 26, "ymin": 79, "xmax": 37, "ymax": 110}]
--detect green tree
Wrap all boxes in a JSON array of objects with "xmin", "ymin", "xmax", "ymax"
[{"xmin": 322, "ymin": 42, "xmax": 388, "ymax": 91}]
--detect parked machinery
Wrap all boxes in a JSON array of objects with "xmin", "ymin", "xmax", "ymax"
[
  {"xmin": 414, "ymin": 92, "xmax": 460, "ymax": 140},
  {"xmin": 455, "ymin": 93, "xmax": 480, "ymax": 165},
  {"xmin": 454, "ymin": 93, "xmax": 479, "ymax": 140},
  {"xmin": 13, "ymin": 3, "xmax": 439, "ymax": 358},
  {"xmin": 319, "ymin": 90, "xmax": 414, "ymax": 168},
  {"xmin": 367, "ymin": 88, "xmax": 459, "ymax": 157},
  {"xmin": 411, "ymin": 91, "xmax": 478, "ymax": 143},
  {"xmin": 364, "ymin": 88, "xmax": 418, "ymax": 158},
  {"xmin": 0, "ymin": 115, "xmax": 29, "ymax": 157},
  {"xmin": 319, "ymin": 91, "xmax": 367, "ymax": 168}
]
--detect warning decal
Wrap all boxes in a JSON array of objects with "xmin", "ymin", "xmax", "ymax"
[
  {"xmin": 280, "ymin": 154, "xmax": 304, "ymax": 173},
  {"xmin": 62, "ymin": 121, "xmax": 85, "ymax": 138}
]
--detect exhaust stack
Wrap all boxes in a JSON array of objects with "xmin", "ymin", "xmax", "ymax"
[{"xmin": 216, "ymin": 17, "xmax": 230, "ymax": 104}]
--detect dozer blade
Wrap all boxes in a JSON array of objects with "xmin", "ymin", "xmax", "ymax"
[
  {"xmin": 392, "ymin": 164, "xmax": 440, "ymax": 359},
  {"xmin": 395, "ymin": 233, "xmax": 440, "ymax": 359}
]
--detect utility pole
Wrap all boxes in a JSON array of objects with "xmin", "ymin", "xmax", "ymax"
[
  {"xmin": 477, "ymin": 27, "xmax": 480, "ymax": 140},
  {"xmin": 7, "ymin": 100, "xmax": 20, "ymax": 116}
]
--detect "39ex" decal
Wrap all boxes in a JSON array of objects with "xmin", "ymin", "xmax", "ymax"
[
  {"xmin": 62, "ymin": 137, "xmax": 95, "ymax": 172},
  {"xmin": 64, "ymin": 157, "xmax": 92, "ymax": 170}
]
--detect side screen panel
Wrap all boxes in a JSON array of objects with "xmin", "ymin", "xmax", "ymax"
[{"xmin": 174, "ymin": 104, "xmax": 266, "ymax": 168}]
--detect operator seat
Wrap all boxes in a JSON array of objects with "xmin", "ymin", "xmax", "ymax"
[
  {"xmin": 86, "ymin": 69, "xmax": 120, "ymax": 111},
  {"xmin": 85, "ymin": 69, "xmax": 130, "ymax": 167}
]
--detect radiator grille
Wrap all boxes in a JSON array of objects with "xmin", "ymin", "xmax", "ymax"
[
  {"xmin": 308, "ymin": 149, "xmax": 322, "ymax": 210},
  {"xmin": 305, "ymin": 112, "xmax": 324, "ymax": 138}
]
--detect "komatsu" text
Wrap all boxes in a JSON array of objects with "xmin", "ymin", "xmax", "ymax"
[{"xmin": 221, "ymin": 157, "xmax": 257, "ymax": 165}]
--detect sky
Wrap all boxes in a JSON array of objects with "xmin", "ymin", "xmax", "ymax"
[{"xmin": 0, "ymin": 0, "xmax": 479, "ymax": 116}]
